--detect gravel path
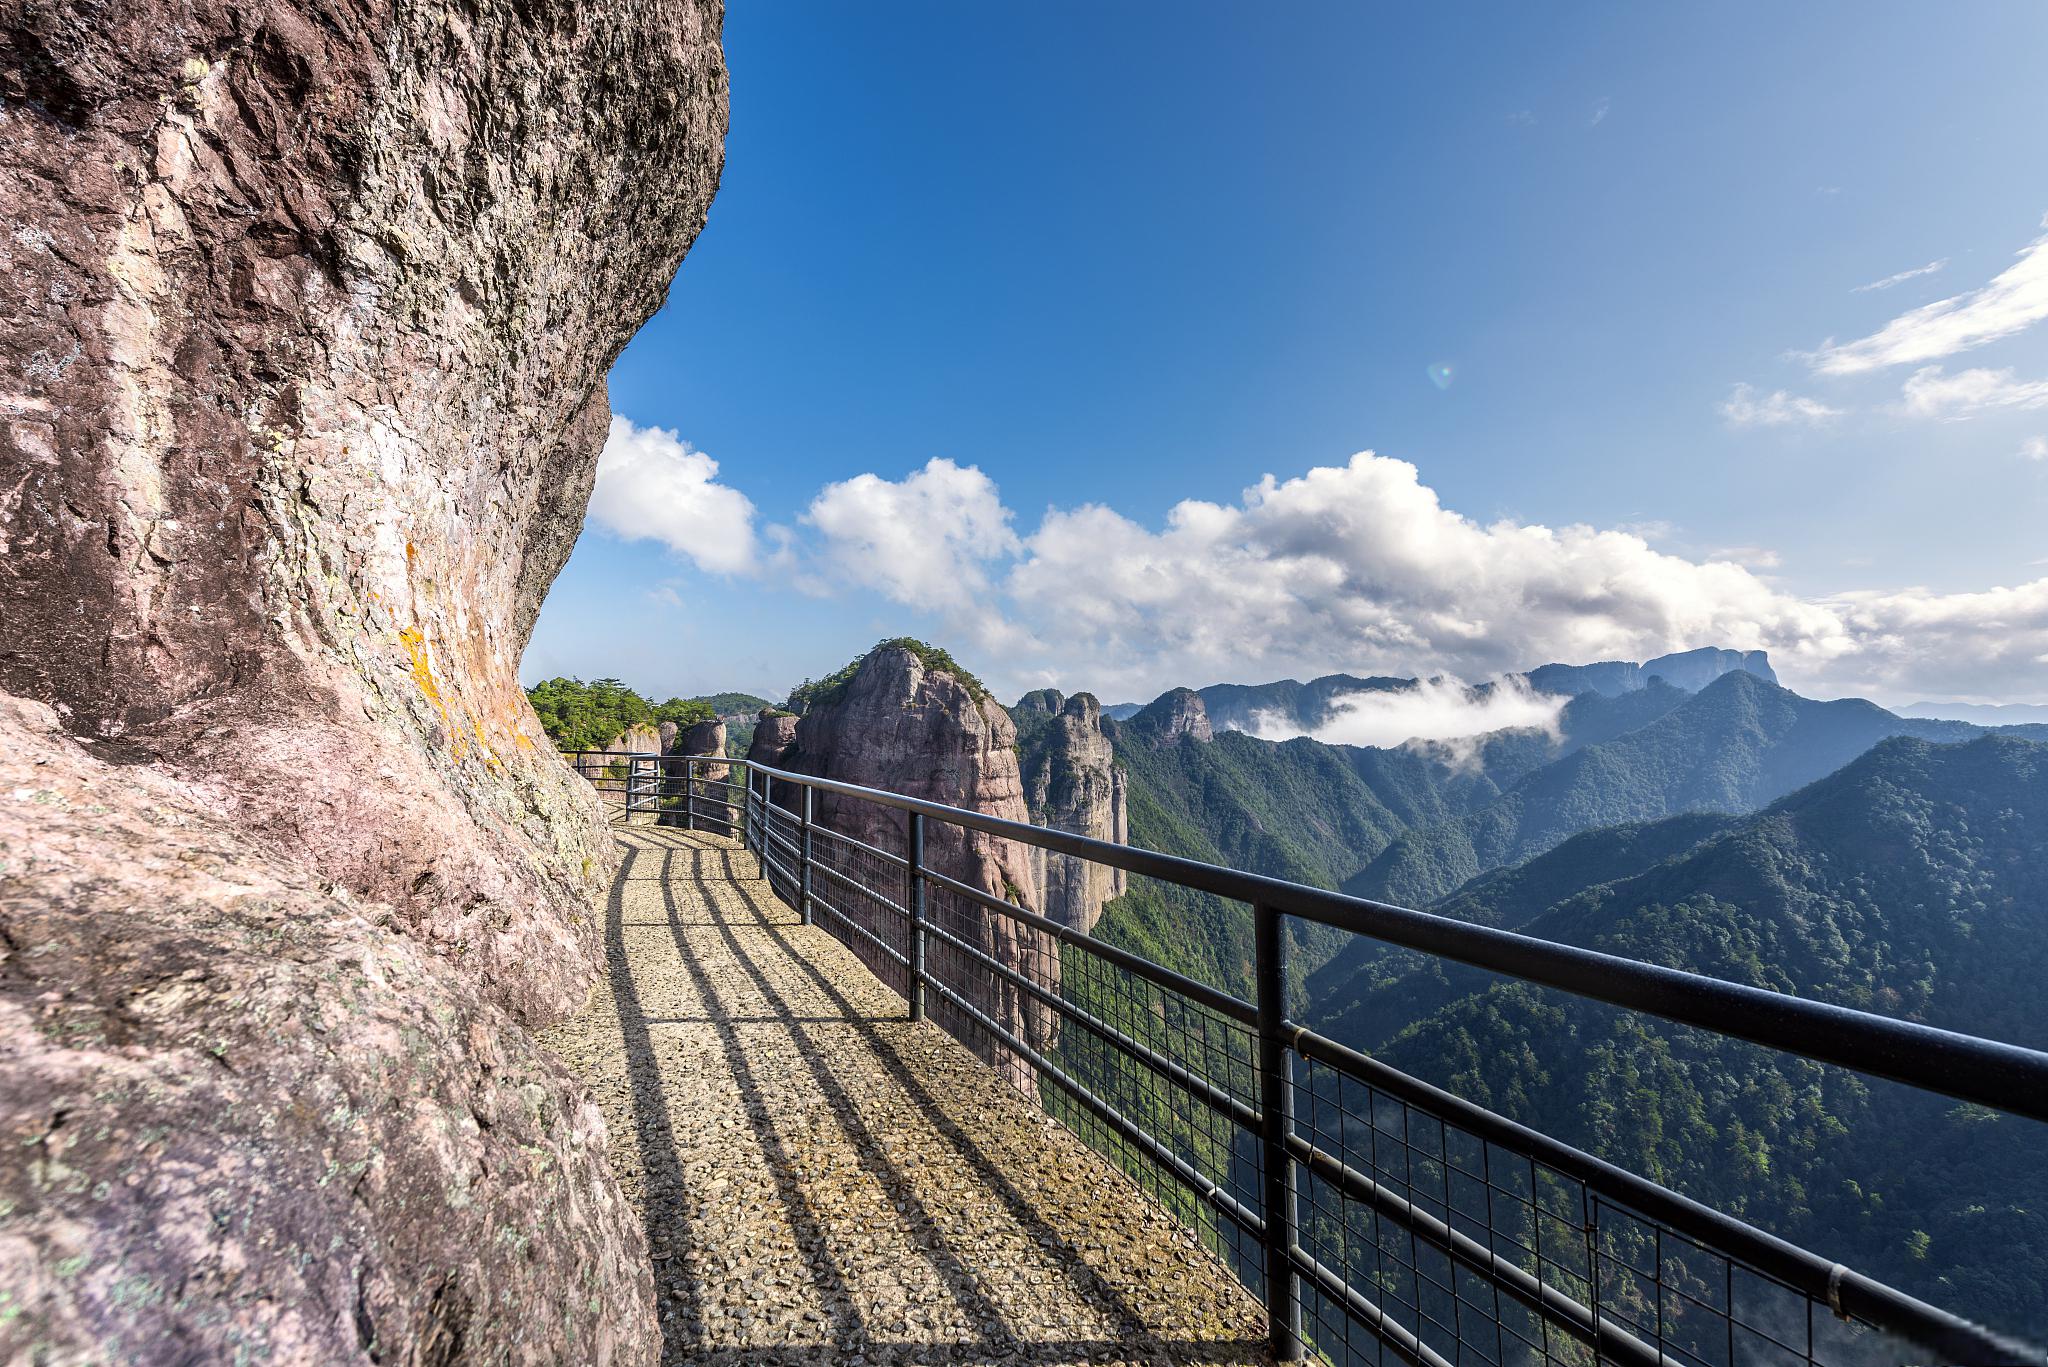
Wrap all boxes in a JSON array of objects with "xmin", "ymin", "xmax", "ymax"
[{"xmin": 543, "ymin": 827, "xmax": 1272, "ymax": 1367}]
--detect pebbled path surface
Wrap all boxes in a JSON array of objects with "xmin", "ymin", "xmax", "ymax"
[{"xmin": 542, "ymin": 827, "xmax": 1271, "ymax": 1367}]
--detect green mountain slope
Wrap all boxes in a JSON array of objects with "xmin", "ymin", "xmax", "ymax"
[
  {"xmin": 1319, "ymin": 734, "xmax": 2048, "ymax": 1334},
  {"xmin": 1309, "ymin": 810, "xmax": 1739, "ymax": 1040}
]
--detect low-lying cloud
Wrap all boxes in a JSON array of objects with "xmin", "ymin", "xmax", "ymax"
[{"xmin": 1252, "ymin": 675, "xmax": 1569, "ymax": 755}]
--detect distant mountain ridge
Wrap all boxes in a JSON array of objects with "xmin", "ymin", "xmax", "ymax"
[
  {"xmin": 1343, "ymin": 669, "xmax": 1983, "ymax": 909},
  {"xmin": 1524, "ymin": 646, "xmax": 1777, "ymax": 697},
  {"xmin": 1104, "ymin": 646, "xmax": 1779, "ymax": 738},
  {"xmin": 1903, "ymin": 699, "xmax": 2048, "ymax": 725}
]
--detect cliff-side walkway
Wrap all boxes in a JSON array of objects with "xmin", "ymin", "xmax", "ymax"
[{"xmin": 544, "ymin": 827, "xmax": 1271, "ymax": 1367}]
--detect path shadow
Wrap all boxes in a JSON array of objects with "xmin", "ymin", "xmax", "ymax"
[
  {"xmin": 602, "ymin": 844, "xmax": 704, "ymax": 1340},
  {"xmin": 605, "ymin": 829, "xmax": 1269, "ymax": 1366},
  {"xmin": 724, "ymin": 873, "xmax": 1272, "ymax": 1364}
]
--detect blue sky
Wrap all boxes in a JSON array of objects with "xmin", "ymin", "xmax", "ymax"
[{"xmin": 525, "ymin": 2, "xmax": 2048, "ymax": 709}]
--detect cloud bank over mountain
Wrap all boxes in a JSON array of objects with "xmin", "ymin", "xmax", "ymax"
[
  {"xmin": 588, "ymin": 439, "xmax": 2047, "ymax": 707},
  {"xmin": 1250, "ymin": 674, "xmax": 1569, "ymax": 753}
]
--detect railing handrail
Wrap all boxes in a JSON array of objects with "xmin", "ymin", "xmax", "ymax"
[
  {"xmin": 568, "ymin": 747, "xmax": 2048, "ymax": 1364},
  {"xmin": 596, "ymin": 750, "xmax": 2048, "ymax": 1129}
]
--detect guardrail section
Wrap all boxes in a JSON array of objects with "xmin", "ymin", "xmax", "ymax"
[{"xmin": 560, "ymin": 750, "xmax": 2048, "ymax": 1367}]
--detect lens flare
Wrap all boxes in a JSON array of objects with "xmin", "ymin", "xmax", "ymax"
[{"xmin": 1428, "ymin": 362, "xmax": 1455, "ymax": 390}]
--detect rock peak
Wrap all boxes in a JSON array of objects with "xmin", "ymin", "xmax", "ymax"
[
  {"xmin": 1131, "ymin": 687, "xmax": 1213, "ymax": 745},
  {"xmin": 780, "ymin": 644, "xmax": 1054, "ymax": 1091},
  {"xmin": 1020, "ymin": 691, "xmax": 1126, "ymax": 935}
]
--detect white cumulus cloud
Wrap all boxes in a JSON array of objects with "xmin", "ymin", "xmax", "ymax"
[
  {"xmin": 1899, "ymin": 365, "xmax": 2048, "ymax": 420},
  {"xmin": 802, "ymin": 458, "xmax": 1022, "ymax": 616},
  {"xmin": 588, "ymin": 417, "xmax": 759, "ymax": 575},
  {"xmin": 1720, "ymin": 383, "xmax": 1842, "ymax": 428},
  {"xmin": 1807, "ymin": 214, "xmax": 2048, "ymax": 375},
  {"xmin": 2024, "ymin": 436, "xmax": 2048, "ymax": 461},
  {"xmin": 1002, "ymin": 453, "xmax": 1850, "ymax": 698}
]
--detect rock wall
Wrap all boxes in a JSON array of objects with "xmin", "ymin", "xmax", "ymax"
[
  {"xmin": 780, "ymin": 647, "xmax": 1056, "ymax": 1092},
  {"xmin": 0, "ymin": 0, "xmax": 725, "ymax": 1019},
  {"xmin": 746, "ymin": 710, "xmax": 799, "ymax": 768},
  {"xmin": 1021, "ymin": 692, "xmax": 1128, "ymax": 935},
  {"xmin": 0, "ymin": 695, "xmax": 651, "ymax": 1363},
  {"xmin": 0, "ymin": 0, "xmax": 727, "ymax": 1359}
]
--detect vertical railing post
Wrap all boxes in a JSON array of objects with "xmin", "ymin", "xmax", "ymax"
[
  {"xmin": 740, "ymin": 765, "xmax": 755, "ymax": 855},
  {"xmin": 907, "ymin": 811, "xmax": 927, "ymax": 1022},
  {"xmin": 749, "ymin": 767, "xmax": 762, "ymax": 855},
  {"xmin": 683, "ymin": 755, "xmax": 696, "ymax": 832},
  {"xmin": 799, "ymin": 783, "xmax": 814, "ymax": 926},
  {"xmin": 1255, "ymin": 901, "xmax": 1303, "ymax": 1362}
]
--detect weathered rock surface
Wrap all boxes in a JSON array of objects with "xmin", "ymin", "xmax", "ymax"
[
  {"xmin": 0, "ymin": 695, "xmax": 651, "ymax": 1364},
  {"xmin": 615, "ymin": 723, "xmax": 666, "ymax": 757},
  {"xmin": 747, "ymin": 709, "xmax": 799, "ymax": 768},
  {"xmin": 1, "ymin": 0, "xmax": 725, "ymax": 1020},
  {"xmin": 1022, "ymin": 693, "xmax": 1128, "ymax": 935},
  {"xmin": 1015, "ymin": 687, "xmax": 1066, "ymax": 715},
  {"xmin": 663, "ymin": 716, "xmax": 734, "ymax": 835},
  {"xmin": 780, "ymin": 647, "xmax": 1057, "ymax": 1092},
  {"xmin": 0, "ymin": 0, "xmax": 727, "ymax": 1359}
]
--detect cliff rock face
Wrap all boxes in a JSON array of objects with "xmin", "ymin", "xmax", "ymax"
[
  {"xmin": 0, "ymin": 695, "xmax": 652, "ymax": 1364},
  {"xmin": 1022, "ymin": 693, "xmax": 1128, "ymax": 935},
  {"xmin": 781, "ymin": 647, "xmax": 1056, "ymax": 1091},
  {"xmin": 1015, "ymin": 688, "xmax": 1065, "ymax": 715},
  {"xmin": 0, "ymin": 0, "xmax": 727, "ymax": 1359},
  {"xmin": 666, "ymin": 716, "xmax": 734, "ymax": 834},
  {"xmin": 747, "ymin": 710, "xmax": 799, "ymax": 768},
  {"xmin": 615, "ymin": 723, "xmax": 666, "ymax": 757}
]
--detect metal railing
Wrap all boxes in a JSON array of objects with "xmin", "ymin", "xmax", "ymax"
[{"xmin": 564, "ymin": 749, "xmax": 2048, "ymax": 1367}]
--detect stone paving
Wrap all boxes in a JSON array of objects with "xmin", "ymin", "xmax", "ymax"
[{"xmin": 543, "ymin": 827, "xmax": 1272, "ymax": 1367}]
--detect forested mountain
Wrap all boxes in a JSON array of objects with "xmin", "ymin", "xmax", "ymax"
[
  {"xmin": 1345, "ymin": 670, "xmax": 1983, "ymax": 909},
  {"xmin": 1014, "ymin": 655, "xmax": 2048, "ymax": 1339},
  {"xmin": 1055, "ymin": 686, "xmax": 1679, "ymax": 990},
  {"xmin": 1313, "ymin": 734, "xmax": 2048, "ymax": 1334},
  {"xmin": 526, "ymin": 677, "xmax": 719, "ymax": 750},
  {"xmin": 1308, "ymin": 810, "xmax": 1741, "ymax": 1037}
]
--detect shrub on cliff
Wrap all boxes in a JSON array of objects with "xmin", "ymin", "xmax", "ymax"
[{"xmin": 785, "ymin": 638, "xmax": 990, "ymax": 714}]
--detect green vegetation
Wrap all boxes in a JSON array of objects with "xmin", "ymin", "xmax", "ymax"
[
  {"xmin": 690, "ymin": 691, "xmax": 773, "ymax": 715},
  {"xmin": 785, "ymin": 638, "xmax": 991, "ymax": 712},
  {"xmin": 525, "ymin": 677, "xmax": 715, "ymax": 750}
]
